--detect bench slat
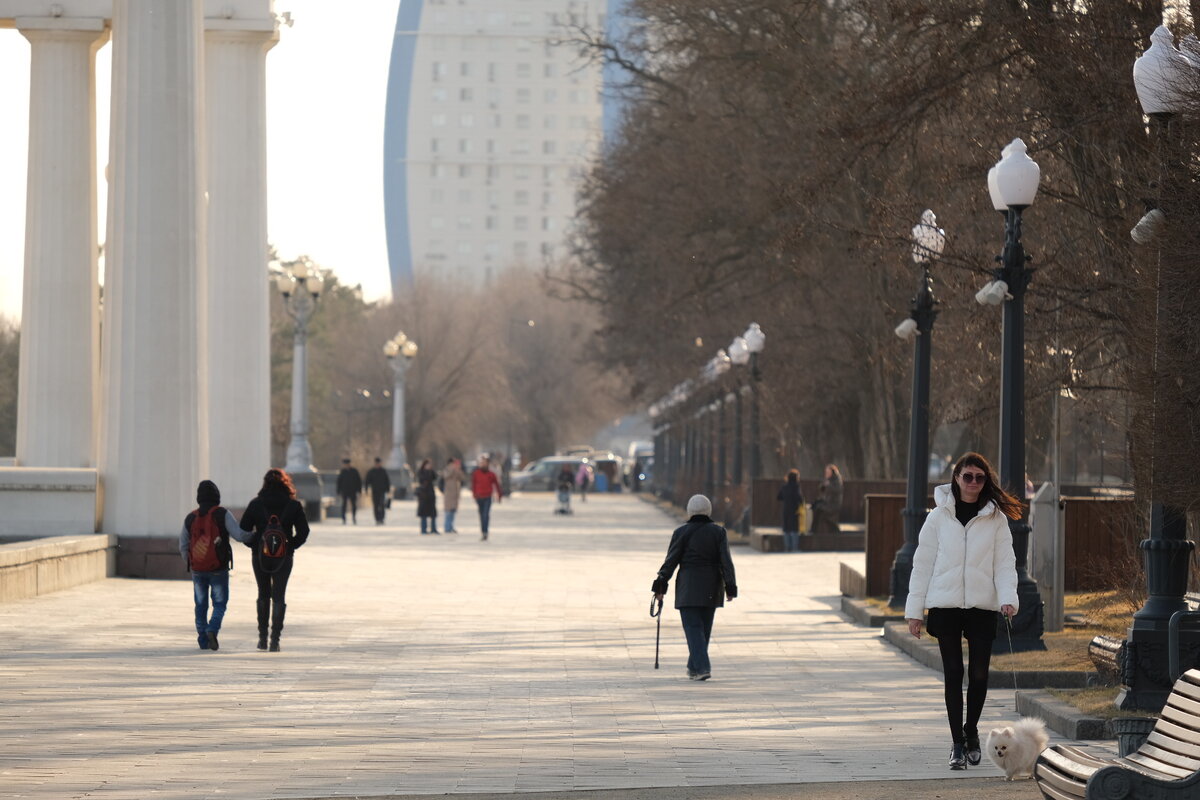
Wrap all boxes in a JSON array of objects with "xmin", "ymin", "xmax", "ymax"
[
  {"xmin": 1150, "ymin": 724, "xmax": 1200, "ymax": 759},
  {"xmin": 1122, "ymin": 752, "xmax": 1195, "ymax": 779},
  {"xmin": 1034, "ymin": 759, "xmax": 1088, "ymax": 799},
  {"xmin": 1038, "ymin": 747, "xmax": 1099, "ymax": 780},
  {"xmin": 1171, "ymin": 678, "xmax": 1200, "ymax": 703},
  {"xmin": 1167, "ymin": 690, "xmax": 1200, "ymax": 719},
  {"xmin": 1140, "ymin": 739, "xmax": 1200, "ymax": 769},
  {"xmin": 1053, "ymin": 745, "xmax": 1115, "ymax": 770},
  {"xmin": 1161, "ymin": 705, "xmax": 1200, "ymax": 743}
]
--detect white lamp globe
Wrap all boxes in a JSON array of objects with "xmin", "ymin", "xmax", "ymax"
[
  {"xmin": 743, "ymin": 322, "xmax": 765, "ymax": 353},
  {"xmin": 895, "ymin": 318, "xmax": 918, "ymax": 340},
  {"xmin": 911, "ymin": 209, "xmax": 946, "ymax": 263},
  {"xmin": 728, "ymin": 336, "xmax": 750, "ymax": 365},
  {"xmin": 401, "ymin": 340, "xmax": 419, "ymax": 358},
  {"xmin": 714, "ymin": 348, "xmax": 731, "ymax": 375},
  {"xmin": 994, "ymin": 138, "xmax": 1040, "ymax": 208},
  {"xmin": 1134, "ymin": 25, "xmax": 1193, "ymax": 116},
  {"xmin": 383, "ymin": 340, "xmax": 400, "ymax": 358},
  {"xmin": 273, "ymin": 273, "xmax": 294, "ymax": 295}
]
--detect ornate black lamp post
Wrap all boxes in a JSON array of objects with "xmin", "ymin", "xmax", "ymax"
[
  {"xmin": 1118, "ymin": 25, "xmax": 1199, "ymax": 711},
  {"xmin": 975, "ymin": 137, "xmax": 1046, "ymax": 651},
  {"xmin": 889, "ymin": 210, "xmax": 945, "ymax": 609}
]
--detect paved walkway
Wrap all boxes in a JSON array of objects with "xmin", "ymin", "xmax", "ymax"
[{"xmin": 2, "ymin": 493, "xmax": 1061, "ymax": 799}]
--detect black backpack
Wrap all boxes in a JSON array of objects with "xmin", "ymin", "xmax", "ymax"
[{"xmin": 259, "ymin": 513, "xmax": 288, "ymax": 572}]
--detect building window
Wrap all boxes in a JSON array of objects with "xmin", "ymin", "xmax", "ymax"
[
  {"xmin": 459, "ymin": 164, "xmax": 471, "ymax": 178},
  {"xmin": 515, "ymin": 165, "xmax": 532, "ymax": 180},
  {"xmin": 540, "ymin": 242, "xmax": 554, "ymax": 257},
  {"xmin": 544, "ymin": 89, "xmax": 557, "ymax": 104},
  {"xmin": 432, "ymin": 113, "xmax": 447, "ymax": 127},
  {"xmin": 542, "ymin": 217, "xmax": 555, "ymax": 231},
  {"xmin": 514, "ymin": 241, "xmax": 529, "ymax": 257},
  {"xmin": 543, "ymin": 115, "xmax": 557, "ymax": 130},
  {"xmin": 458, "ymin": 241, "xmax": 473, "ymax": 254},
  {"xmin": 431, "ymin": 164, "xmax": 447, "ymax": 178},
  {"xmin": 460, "ymin": 114, "xmax": 474, "ymax": 128},
  {"xmin": 488, "ymin": 63, "xmax": 498, "ymax": 82},
  {"xmin": 458, "ymin": 216, "xmax": 472, "ymax": 231},
  {"xmin": 542, "ymin": 166, "xmax": 556, "ymax": 182},
  {"xmin": 432, "ymin": 88, "xmax": 447, "ymax": 102},
  {"xmin": 544, "ymin": 63, "xmax": 556, "ymax": 79},
  {"xmin": 516, "ymin": 114, "xmax": 531, "ymax": 130},
  {"xmin": 460, "ymin": 87, "xmax": 473, "ymax": 102},
  {"xmin": 515, "ymin": 12, "xmax": 533, "ymax": 26},
  {"xmin": 491, "ymin": 114, "xmax": 502, "ymax": 129},
  {"xmin": 459, "ymin": 139, "xmax": 472, "ymax": 154},
  {"xmin": 457, "ymin": 189, "xmax": 472, "ymax": 203},
  {"xmin": 432, "ymin": 62, "xmax": 447, "ymax": 80},
  {"xmin": 430, "ymin": 138, "xmax": 441, "ymax": 153},
  {"xmin": 430, "ymin": 216, "xmax": 446, "ymax": 229},
  {"xmin": 515, "ymin": 190, "xmax": 530, "ymax": 206},
  {"xmin": 460, "ymin": 62, "xmax": 471, "ymax": 77},
  {"xmin": 514, "ymin": 216, "xmax": 529, "ymax": 231},
  {"xmin": 430, "ymin": 188, "xmax": 444, "ymax": 203},
  {"xmin": 485, "ymin": 215, "xmax": 498, "ymax": 230},
  {"xmin": 487, "ymin": 88, "xmax": 502, "ymax": 105},
  {"xmin": 542, "ymin": 191, "xmax": 554, "ymax": 205},
  {"xmin": 569, "ymin": 90, "xmax": 582, "ymax": 104},
  {"xmin": 542, "ymin": 141, "xmax": 556, "ymax": 155},
  {"xmin": 486, "ymin": 139, "xmax": 496, "ymax": 154},
  {"xmin": 487, "ymin": 165, "xmax": 500, "ymax": 181},
  {"xmin": 513, "ymin": 140, "xmax": 531, "ymax": 155},
  {"xmin": 516, "ymin": 88, "xmax": 531, "ymax": 104},
  {"xmin": 516, "ymin": 63, "xmax": 532, "ymax": 79}
]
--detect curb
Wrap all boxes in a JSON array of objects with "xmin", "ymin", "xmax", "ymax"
[
  {"xmin": 1015, "ymin": 690, "xmax": 1109, "ymax": 740},
  {"xmin": 840, "ymin": 596, "xmax": 905, "ymax": 627}
]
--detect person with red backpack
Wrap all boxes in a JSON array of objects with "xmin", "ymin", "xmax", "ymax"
[
  {"xmin": 179, "ymin": 480, "xmax": 254, "ymax": 651},
  {"xmin": 238, "ymin": 468, "xmax": 310, "ymax": 652}
]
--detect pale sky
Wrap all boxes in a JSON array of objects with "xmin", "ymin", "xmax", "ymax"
[{"xmin": 0, "ymin": 2, "xmax": 400, "ymax": 323}]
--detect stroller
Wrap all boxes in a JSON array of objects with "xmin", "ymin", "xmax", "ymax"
[{"xmin": 555, "ymin": 472, "xmax": 574, "ymax": 515}]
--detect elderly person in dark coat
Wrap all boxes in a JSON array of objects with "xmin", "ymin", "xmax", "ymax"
[{"xmin": 651, "ymin": 494, "xmax": 738, "ymax": 681}]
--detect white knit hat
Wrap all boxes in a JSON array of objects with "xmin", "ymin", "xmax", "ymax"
[{"xmin": 686, "ymin": 494, "xmax": 712, "ymax": 516}]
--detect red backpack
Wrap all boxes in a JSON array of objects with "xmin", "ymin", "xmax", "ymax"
[
  {"xmin": 259, "ymin": 514, "xmax": 288, "ymax": 571},
  {"xmin": 188, "ymin": 507, "xmax": 230, "ymax": 572}
]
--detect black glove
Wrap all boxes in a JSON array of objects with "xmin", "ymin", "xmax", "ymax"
[
  {"xmin": 651, "ymin": 577, "xmax": 668, "ymax": 595},
  {"xmin": 725, "ymin": 584, "xmax": 738, "ymax": 599}
]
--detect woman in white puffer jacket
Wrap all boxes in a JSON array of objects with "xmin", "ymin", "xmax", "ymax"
[{"xmin": 905, "ymin": 452, "xmax": 1021, "ymax": 772}]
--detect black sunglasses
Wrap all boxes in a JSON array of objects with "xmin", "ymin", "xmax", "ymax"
[{"xmin": 959, "ymin": 472, "xmax": 987, "ymax": 485}]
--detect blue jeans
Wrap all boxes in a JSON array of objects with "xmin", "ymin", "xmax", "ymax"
[
  {"xmin": 193, "ymin": 570, "xmax": 229, "ymax": 637},
  {"xmin": 476, "ymin": 497, "xmax": 492, "ymax": 534},
  {"xmin": 444, "ymin": 509, "xmax": 457, "ymax": 532},
  {"xmin": 783, "ymin": 531, "xmax": 799, "ymax": 552},
  {"xmin": 679, "ymin": 606, "xmax": 716, "ymax": 676}
]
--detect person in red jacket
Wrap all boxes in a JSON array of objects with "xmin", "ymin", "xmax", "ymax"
[{"xmin": 471, "ymin": 455, "xmax": 503, "ymax": 540}]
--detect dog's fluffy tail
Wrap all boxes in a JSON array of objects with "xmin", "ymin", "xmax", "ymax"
[{"xmin": 1016, "ymin": 717, "xmax": 1050, "ymax": 751}]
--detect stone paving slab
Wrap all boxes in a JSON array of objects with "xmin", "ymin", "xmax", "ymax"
[{"xmin": 1, "ymin": 493, "xmax": 1087, "ymax": 798}]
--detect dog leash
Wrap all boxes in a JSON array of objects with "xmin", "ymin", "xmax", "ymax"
[
  {"xmin": 650, "ymin": 594, "xmax": 663, "ymax": 669},
  {"xmin": 1004, "ymin": 613, "xmax": 1019, "ymax": 702}
]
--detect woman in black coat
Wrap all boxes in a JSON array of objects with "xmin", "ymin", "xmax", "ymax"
[
  {"xmin": 240, "ymin": 468, "xmax": 310, "ymax": 652},
  {"xmin": 777, "ymin": 469, "xmax": 805, "ymax": 553},
  {"xmin": 651, "ymin": 494, "xmax": 738, "ymax": 681},
  {"xmin": 416, "ymin": 458, "xmax": 439, "ymax": 534}
]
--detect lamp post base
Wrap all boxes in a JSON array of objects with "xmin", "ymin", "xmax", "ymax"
[
  {"xmin": 290, "ymin": 471, "xmax": 325, "ymax": 522},
  {"xmin": 994, "ymin": 585, "xmax": 1047, "ymax": 653}
]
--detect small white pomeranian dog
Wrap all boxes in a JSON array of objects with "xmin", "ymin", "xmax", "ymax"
[{"xmin": 986, "ymin": 718, "xmax": 1050, "ymax": 780}]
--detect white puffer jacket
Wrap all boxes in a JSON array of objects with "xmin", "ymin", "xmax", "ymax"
[{"xmin": 904, "ymin": 484, "xmax": 1018, "ymax": 620}]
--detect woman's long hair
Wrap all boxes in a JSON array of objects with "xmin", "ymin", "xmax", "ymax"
[
  {"xmin": 419, "ymin": 458, "xmax": 432, "ymax": 471},
  {"xmin": 951, "ymin": 452, "xmax": 1023, "ymax": 520},
  {"xmin": 260, "ymin": 468, "xmax": 296, "ymax": 499}
]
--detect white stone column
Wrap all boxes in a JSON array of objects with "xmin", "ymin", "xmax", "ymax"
[
  {"xmin": 204, "ymin": 19, "xmax": 278, "ymax": 504},
  {"xmin": 99, "ymin": 0, "xmax": 208, "ymax": 536},
  {"xmin": 14, "ymin": 18, "xmax": 108, "ymax": 468}
]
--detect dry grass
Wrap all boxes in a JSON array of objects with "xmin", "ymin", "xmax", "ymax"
[{"xmin": 1046, "ymin": 687, "xmax": 1157, "ymax": 720}]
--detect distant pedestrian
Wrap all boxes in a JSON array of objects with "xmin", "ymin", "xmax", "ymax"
[
  {"xmin": 240, "ymin": 468, "xmax": 311, "ymax": 652},
  {"xmin": 416, "ymin": 458, "xmax": 439, "ymax": 534},
  {"xmin": 777, "ymin": 469, "xmax": 805, "ymax": 552},
  {"xmin": 441, "ymin": 457, "xmax": 464, "ymax": 533},
  {"xmin": 809, "ymin": 463, "xmax": 843, "ymax": 533},
  {"xmin": 364, "ymin": 457, "xmax": 391, "ymax": 525},
  {"xmin": 336, "ymin": 458, "xmax": 362, "ymax": 525},
  {"xmin": 575, "ymin": 462, "xmax": 592, "ymax": 502},
  {"xmin": 632, "ymin": 459, "xmax": 643, "ymax": 492},
  {"xmin": 651, "ymin": 494, "xmax": 738, "ymax": 681},
  {"xmin": 179, "ymin": 480, "xmax": 254, "ymax": 651},
  {"xmin": 905, "ymin": 452, "xmax": 1020, "ymax": 771},
  {"xmin": 472, "ymin": 455, "xmax": 503, "ymax": 540}
]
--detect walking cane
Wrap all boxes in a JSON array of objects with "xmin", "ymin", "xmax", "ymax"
[{"xmin": 650, "ymin": 594, "xmax": 663, "ymax": 669}]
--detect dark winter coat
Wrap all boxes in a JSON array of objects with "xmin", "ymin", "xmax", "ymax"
[
  {"xmin": 777, "ymin": 481, "xmax": 805, "ymax": 533},
  {"xmin": 416, "ymin": 467, "xmax": 438, "ymax": 518},
  {"xmin": 240, "ymin": 489, "xmax": 310, "ymax": 572},
  {"xmin": 336, "ymin": 466, "xmax": 362, "ymax": 496},
  {"xmin": 653, "ymin": 515, "xmax": 738, "ymax": 609},
  {"xmin": 365, "ymin": 466, "xmax": 391, "ymax": 496}
]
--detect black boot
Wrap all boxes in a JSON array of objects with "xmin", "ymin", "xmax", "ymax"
[
  {"xmin": 269, "ymin": 602, "xmax": 286, "ymax": 651},
  {"xmin": 256, "ymin": 598, "xmax": 270, "ymax": 650}
]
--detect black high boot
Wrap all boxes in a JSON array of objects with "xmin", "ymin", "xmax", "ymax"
[
  {"xmin": 269, "ymin": 602, "xmax": 286, "ymax": 651},
  {"xmin": 256, "ymin": 599, "xmax": 270, "ymax": 650}
]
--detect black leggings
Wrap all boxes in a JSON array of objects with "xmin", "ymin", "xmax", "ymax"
[
  {"xmin": 929, "ymin": 607, "xmax": 997, "ymax": 743},
  {"xmin": 254, "ymin": 556, "xmax": 292, "ymax": 605}
]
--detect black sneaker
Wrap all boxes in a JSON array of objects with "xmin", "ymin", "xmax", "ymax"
[
  {"xmin": 206, "ymin": 631, "xmax": 219, "ymax": 652},
  {"xmin": 949, "ymin": 743, "xmax": 967, "ymax": 770},
  {"xmin": 965, "ymin": 735, "xmax": 981, "ymax": 766}
]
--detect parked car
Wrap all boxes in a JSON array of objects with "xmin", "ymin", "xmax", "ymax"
[{"xmin": 511, "ymin": 457, "xmax": 583, "ymax": 491}]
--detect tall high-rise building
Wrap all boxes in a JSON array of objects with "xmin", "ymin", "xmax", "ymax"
[{"xmin": 384, "ymin": 0, "xmax": 607, "ymax": 293}]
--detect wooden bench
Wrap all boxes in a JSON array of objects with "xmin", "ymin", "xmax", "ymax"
[{"xmin": 1034, "ymin": 668, "xmax": 1200, "ymax": 799}]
